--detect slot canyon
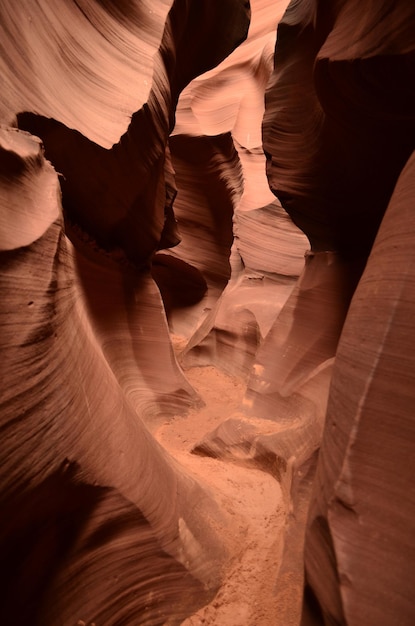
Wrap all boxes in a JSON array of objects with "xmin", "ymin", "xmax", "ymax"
[{"xmin": 1, "ymin": 0, "xmax": 414, "ymax": 624}]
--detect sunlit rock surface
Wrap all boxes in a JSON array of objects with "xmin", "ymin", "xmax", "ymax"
[
  {"xmin": 171, "ymin": 0, "xmax": 308, "ymax": 375},
  {"xmin": 0, "ymin": 0, "xmax": 172, "ymax": 146}
]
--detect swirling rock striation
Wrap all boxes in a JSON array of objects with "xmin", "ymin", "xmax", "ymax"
[
  {"xmin": 172, "ymin": 0, "xmax": 308, "ymax": 379},
  {"xmin": 302, "ymin": 151, "xmax": 415, "ymax": 626},
  {"xmin": 0, "ymin": 1, "xmax": 251, "ymax": 624},
  {"xmin": 16, "ymin": 0, "xmax": 250, "ymax": 268},
  {"xmin": 188, "ymin": 1, "xmax": 415, "ymax": 623},
  {"xmin": 259, "ymin": 0, "xmax": 415, "ymax": 624},
  {"xmin": 0, "ymin": 127, "xmax": 230, "ymax": 624}
]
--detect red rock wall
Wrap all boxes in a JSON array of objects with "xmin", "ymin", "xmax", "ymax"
[
  {"xmin": 0, "ymin": 2, "xmax": 251, "ymax": 624},
  {"xmin": 302, "ymin": 151, "xmax": 415, "ymax": 626},
  {"xmin": 260, "ymin": 0, "xmax": 415, "ymax": 624},
  {"xmin": 1, "ymin": 0, "xmax": 415, "ymax": 624}
]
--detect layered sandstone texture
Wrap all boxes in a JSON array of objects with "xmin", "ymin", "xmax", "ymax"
[
  {"xmin": 1, "ymin": 1, "xmax": 251, "ymax": 624},
  {"xmin": 1, "ymin": 0, "xmax": 415, "ymax": 625},
  {"xmin": 261, "ymin": 1, "xmax": 415, "ymax": 625}
]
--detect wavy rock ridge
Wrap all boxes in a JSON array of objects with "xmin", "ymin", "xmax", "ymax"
[{"xmin": 1, "ymin": 1, "xmax": 250, "ymax": 624}]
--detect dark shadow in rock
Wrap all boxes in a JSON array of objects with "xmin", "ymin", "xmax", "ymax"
[
  {"xmin": 152, "ymin": 253, "xmax": 208, "ymax": 317},
  {"xmin": 0, "ymin": 459, "xmax": 209, "ymax": 626}
]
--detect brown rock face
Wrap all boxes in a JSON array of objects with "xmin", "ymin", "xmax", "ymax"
[
  {"xmin": 302, "ymin": 151, "xmax": 415, "ymax": 626},
  {"xmin": 0, "ymin": 1, "xmax": 251, "ymax": 624},
  {"xmin": 0, "ymin": 127, "xmax": 227, "ymax": 624},
  {"xmin": 260, "ymin": 0, "xmax": 415, "ymax": 624},
  {"xmin": 1, "ymin": 0, "xmax": 415, "ymax": 624}
]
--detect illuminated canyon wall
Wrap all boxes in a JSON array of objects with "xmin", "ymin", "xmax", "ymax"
[{"xmin": 1, "ymin": 0, "xmax": 414, "ymax": 624}]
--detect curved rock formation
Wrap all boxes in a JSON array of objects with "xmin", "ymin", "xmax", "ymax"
[
  {"xmin": 0, "ymin": 1, "xmax": 251, "ymax": 624},
  {"xmin": 302, "ymin": 150, "xmax": 415, "ymax": 626},
  {"xmin": 170, "ymin": 0, "xmax": 308, "ymax": 379},
  {"xmin": 289, "ymin": 1, "xmax": 415, "ymax": 623},
  {"xmin": 177, "ymin": 0, "xmax": 415, "ymax": 623},
  {"xmin": 15, "ymin": 0, "xmax": 250, "ymax": 268},
  {"xmin": 0, "ymin": 125, "xmax": 227, "ymax": 625}
]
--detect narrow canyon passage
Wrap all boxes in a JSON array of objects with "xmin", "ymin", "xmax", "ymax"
[
  {"xmin": 1, "ymin": 1, "xmax": 414, "ymax": 624},
  {"xmin": 156, "ymin": 337, "xmax": 301, "ymax": 626}
]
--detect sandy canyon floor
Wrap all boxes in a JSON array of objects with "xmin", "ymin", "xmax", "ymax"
[{"xmin": 155, "ymin": 337, "xmax": 304, "ymax": 625}]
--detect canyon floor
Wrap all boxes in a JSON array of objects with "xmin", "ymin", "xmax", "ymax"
[{"xmin": 156, "ymin": 337, "xmax": 303, "ymax": 625}]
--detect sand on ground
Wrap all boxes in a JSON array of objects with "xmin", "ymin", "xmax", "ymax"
[{"xmin": 156, "ymin": 338, "xmax": 288, "ymax": 625}]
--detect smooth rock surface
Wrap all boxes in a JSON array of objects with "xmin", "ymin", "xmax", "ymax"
[
  {"xmin": 0, "ymin": 128, "xmax": 234, "ymax": 624},
  {"xmin": 0, "ymin": 2, "xmax": 251, "ymax": 624}
]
